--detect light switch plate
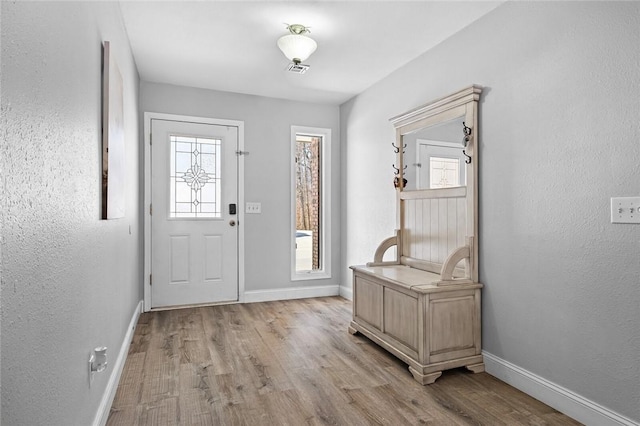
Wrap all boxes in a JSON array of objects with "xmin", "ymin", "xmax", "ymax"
[
  {"xmin": 246, "ymin": 202, "xmax": 261, "ymax": 214},
  {"xmin": 610, "ymin": 197, "xmax": 640, "ymax": 224}
]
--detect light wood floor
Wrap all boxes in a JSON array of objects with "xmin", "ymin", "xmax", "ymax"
[{"xmin": 107, "ymin": 297, "xmax": 581, "ymax": 425}]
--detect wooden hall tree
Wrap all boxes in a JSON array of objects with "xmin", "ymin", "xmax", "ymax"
[{"xmin": 349, "ymin": 85, "xmax": 484, "ymax": 385}]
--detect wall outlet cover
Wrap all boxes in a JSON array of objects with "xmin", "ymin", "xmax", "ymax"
[{"xmin": 610, "ymin": 197, "xmax": 640, "ymax": 224}]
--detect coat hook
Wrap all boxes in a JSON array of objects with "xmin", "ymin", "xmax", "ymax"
[
  {"xmin": 392, "ymin": 164, "xmax": 408, "ymax": 175},
  {"xmin": 393, "ymin": 164, "xmax": 408, "ymax": 188},
  {"xmin": 392, "ymin": 142, "xmax": 407, "ymax": 154},
  {"xmin": 462, "ymin": 121, "xmax": 472, "ymax": 147},
  {"xmin": 462, "ymin": 121, "xmax": 472, "ymax": 164}
]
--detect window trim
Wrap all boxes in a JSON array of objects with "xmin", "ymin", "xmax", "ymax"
[{"xmin": 290, "ymin": 125, "xmax": 331, "ymax": 281}]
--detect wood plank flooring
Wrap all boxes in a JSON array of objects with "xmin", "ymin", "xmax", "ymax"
[{"xmin": 107, "ymin": 297, "xmax": 581, "ymax": 425}]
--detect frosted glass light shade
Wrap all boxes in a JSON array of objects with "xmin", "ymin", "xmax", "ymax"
[{"xmin": 277, "ymin": 34, "xmax": 317, "ymax": 63}]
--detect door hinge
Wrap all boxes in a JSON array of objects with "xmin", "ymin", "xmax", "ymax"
[
  {"xmin": 149, "ymin": 204, "xmax": 152, "ymax": 215},
  {"xmin": 149, "ymin": 274, "xmax": 152, "ymax": 286},
  {"xmin": 235, "ymin": 150, "xmax": 250, "ymax": 156},
  {"xmin": 149, "ymin": 133, "xmax": 152, "ymax": 145}
]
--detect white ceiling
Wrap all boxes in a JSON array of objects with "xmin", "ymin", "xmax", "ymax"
[{"xmin": 119, "ymin": 1, "xmax": 503, "ymax": 105}]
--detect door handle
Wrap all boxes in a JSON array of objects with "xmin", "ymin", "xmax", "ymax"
[{"xmin": 229, "ymin": 220, "xmax": 236, "ymax": 227}]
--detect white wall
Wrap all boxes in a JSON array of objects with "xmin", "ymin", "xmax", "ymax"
[
  {"xmin": 1, "ymin": 3, "xmax": 142, "ymax": 425},
  {"xmin": 141, "ymin": 82, "xmax": 341, "ymax": 294},
  {"xmin": 341, "ymin": 1, "xmax": 639, "ymax": 423}
]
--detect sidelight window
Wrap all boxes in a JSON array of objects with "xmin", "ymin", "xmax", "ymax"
[{"xmin": 291, "ymin": 126, "xmax": 331, "ymax": 280}]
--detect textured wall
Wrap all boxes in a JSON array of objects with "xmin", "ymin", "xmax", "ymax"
[
  {"xmin": 1, "ymin": 2, "xmax": 141, "ymax": 425},
  {"xmin": 341, "ymin": 1, "xmax": 639, "ymax": 422},
  {"xmin": 141, "ymin": 82, "xmax": 341, "ymax": 292}
]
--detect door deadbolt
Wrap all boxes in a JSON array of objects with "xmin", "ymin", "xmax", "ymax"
[{"xmin": 229, "ymin": 220, "xmax": 236, "ymax": 227}]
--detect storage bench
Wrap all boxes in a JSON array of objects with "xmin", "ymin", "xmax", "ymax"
[{"xmin": 349, "ymin": 264, "xmax": 483, "ymax": 384}]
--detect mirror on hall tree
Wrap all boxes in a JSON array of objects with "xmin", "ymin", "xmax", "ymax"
[
  {"xmin": 391, "ymin": 85, "xmax": 481, "ymax": 193},
  {"xmin": 401, "ymin": 115, "xmax": 467, "ymax": 191}
]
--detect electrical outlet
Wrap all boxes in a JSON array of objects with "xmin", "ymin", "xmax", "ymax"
[
  {"xmin": 611, "ymin": 197, "xmax": 640, "ymax": 224},
  {"xmin": 246, "ymin": 202, "xmax": 261, "ymax": 214},
  {"xmin": 89, "ymin": 353, "xmax": 95, "ymax": 387},
  {"xmin": 89, "ymin": 346, "xmax": 108, "ymax": 387}
]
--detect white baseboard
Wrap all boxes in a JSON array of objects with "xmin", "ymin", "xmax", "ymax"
[
  {"xmin": 483, "ymin": 351, "xmax": 639, "ymax": 426},
  {"xmin": 339, "ymin": 285, "xmax": 352, "ymax": 300},
  {"xmin": 93, "ymin": 300, "xmax": 143, "ymax": 426},
  {"xmin": 244, "ymin": 284, "xmax": 339, "ymax": 303}
]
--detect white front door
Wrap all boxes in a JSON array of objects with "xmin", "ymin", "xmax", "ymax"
[{"xmin": 151, "ymin": 119, "xmax": 238, "ymax": 308}]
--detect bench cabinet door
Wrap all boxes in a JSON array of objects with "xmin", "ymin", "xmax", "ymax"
[
  {"xmin": 353, "ymin": 274, "xmax": 383, "ymax": 330},
  {"xmin": 427, "ymin": 289, "xmax": 481, "ymax": 363},
  {"xmin": 383, "ymin": 287, "xmax": 419, "ymax": 352}
]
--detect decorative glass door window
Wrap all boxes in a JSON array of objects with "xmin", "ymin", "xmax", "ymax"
[
  {"xmin": 429, "ymin": 156, "xmax": 460, "ymax": 189},
  {"xmin": 169, "ymin": 135, "xmax": 221, "ymax": 218}
]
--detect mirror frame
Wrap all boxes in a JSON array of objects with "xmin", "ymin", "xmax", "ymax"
[{"xmin": 390, "ymin": 85, "xmax": 482, "ymax": 194}]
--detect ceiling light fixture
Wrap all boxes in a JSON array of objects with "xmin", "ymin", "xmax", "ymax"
[{"xmin": 277, "ymin": 24, "xmax": 317, "ymax": 70}]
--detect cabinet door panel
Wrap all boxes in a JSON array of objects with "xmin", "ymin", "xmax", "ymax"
[
  {"xmin": 384, "ymin": 287, "xmax": 418, "ymax": 351},
  {"xmin": 354, "ymin": 276, "xmax": 382, "ymax": 330},
  {"xmin": 429, "ymin": 295, "xmax": 475, "ymax": 360}
]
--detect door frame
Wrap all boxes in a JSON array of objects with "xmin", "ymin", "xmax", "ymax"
[{"xmin": 143, "ymin": 112, "xmax": 245, "ymax": 312}]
